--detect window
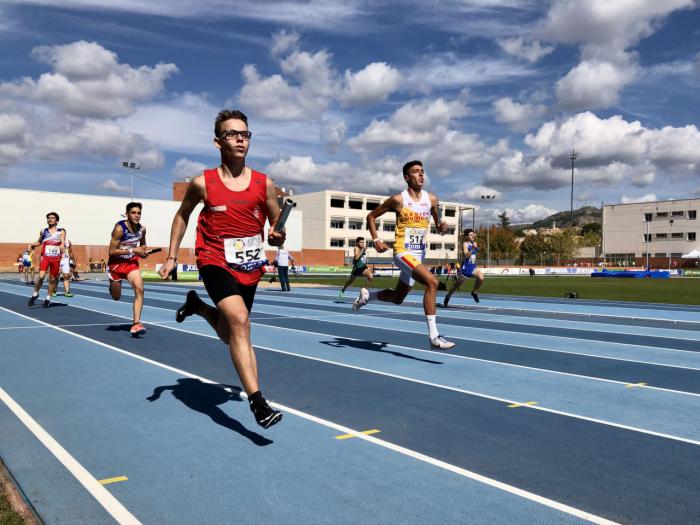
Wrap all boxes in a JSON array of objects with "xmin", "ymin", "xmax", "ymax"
[
  {"xmin": 430, "ymin": 226, "xmax": 437, "ymax": 234},
  {"xmin": 655, "ymin": 233, "xmax": 667, "ymax": 239},
  {"xmin": 643, "ymin": 234, "xmax": 652, "ymax": 242},
  {"xmin": 689, "ymin": 210, "xmax": 697, "ymax": 220},
  {"xmin": 656, "ymin": 212, "xmax": 668, "ymax": 218},
  {"xmin": 330, "ymin": 218, "xmax": 344, "ymax": 229},
  {"xmin": 382, "ymin": 222, "xmax": 395, "ymax": 232},
  {"xmin": 644, "ymin": 213, "xmax": 652, "ymax": 222},
  {"xmin": 671, "ymin": 253, "xmax": 683, "ymax": 257},
  {"xmin": 654, "ymin": 253, "xmax": 667, "ymax": 257},
  {"xmin": 348, "ymin": 239, "xmax": 356, "ymax": 247},
  {"xmin": 444, "ymin": 243, "xmax": 456, "ymax": 251},
  {"xmin": 672, "ymin": 211, "xmax": 684, "ymax": 217},
  {"xmin": 330, "ymin": 238, "xmax": 345, "ymax": 247},
  {"xmin": 689, "ymin": 232, "xmax": 697, "ymax": 241},
  {"xmin": 444, "ymin": 208, "xmax": 456, "ymax": 217},
  {"xmin": 330, "ymin": 197, "xmax": 345, "ymax": 208},
  {"xmin": 429, "ymin": 243, "xmax": 442, "ymax": 250},
  {"xmin": 366, "ymin": 201, "xmax": 379, "ymax": 210},
  {"xmin": 348, "ymin": 199, "xmax": 363, "ymax": 210},
  {"xmin": 671, "ymin": 232, "xmax": 683, "ymax": 239},
  {"xmin": 348, "ymin": 219, "xmax": 363, "ymax": 230},
  {"xmin": 446, "ymin": 227, "xmax": 455, "ymax": 235}
]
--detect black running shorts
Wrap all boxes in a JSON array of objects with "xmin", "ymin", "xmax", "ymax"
[{"xmin": 199, "ymin": 265, "xmax": 257, "ymax": 312}]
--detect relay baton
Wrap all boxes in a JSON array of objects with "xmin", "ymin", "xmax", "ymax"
[
  {"xmin": 146, "ymin": 248, "xmax": 162, "ymax": 255},
  {"xmin": 274, "ymin": 198, "xmax": 296, "ymax": 232}
]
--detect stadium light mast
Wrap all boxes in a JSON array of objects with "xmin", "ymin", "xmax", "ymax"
[
  {"xmin": 121, "ymin": 161, "xmax": 141, "ymax": 199},
  {"xmin": 481, "ymin": 194, "xmax": 496, "ymax": 268},
  {"xmin": 570, "ymin": 148, "xmax": 577, "ymax": 229}
]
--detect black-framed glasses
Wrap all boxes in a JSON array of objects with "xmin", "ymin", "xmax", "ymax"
[{"xmin": 219, "ymin": 130, "xmax": 252, "ymax": 141}]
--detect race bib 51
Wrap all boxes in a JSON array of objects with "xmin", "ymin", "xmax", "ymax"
[{"xmin": 405, "ymin": 227, "xmax": 426, "ymax": 250}]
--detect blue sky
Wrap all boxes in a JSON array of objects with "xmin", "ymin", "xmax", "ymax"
[{"xmin": 1, "ymin": 0, "xmax": 699, "ymax": 223}]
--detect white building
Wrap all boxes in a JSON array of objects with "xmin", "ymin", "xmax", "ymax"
[
  {"xmin": 603, "ymin": 198, "xmax": 699, "ymax": 264},
  {"xmin": 291, "ymin": 189, "xmax": 473, "ymax": 262}
]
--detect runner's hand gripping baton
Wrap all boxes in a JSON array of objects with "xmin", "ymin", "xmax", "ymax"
[{"xmin": 274, "ymin": 199, "xmax": 296, "ymax": 232}]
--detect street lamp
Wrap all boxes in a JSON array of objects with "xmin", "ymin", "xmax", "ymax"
[
  {"xmin": 481, "ymin": 194, "xmax": 497, "ymax": 267},
  {"xmin": 121, "ymin": 161, "xmax": 141, "ymax": 199}
]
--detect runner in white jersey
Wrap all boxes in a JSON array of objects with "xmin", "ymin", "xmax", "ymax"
[
  {"xmin": 56, "ymin": 240, "xmax": 75, "ymax": 297},
  {"xmin": 352, "ymin": 160, "xmax": 455, "ymax": 349}
]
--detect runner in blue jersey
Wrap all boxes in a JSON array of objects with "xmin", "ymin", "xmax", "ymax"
[{"xmin": 443, "ymin": 228, "xmax": 485, "ymax": 305}]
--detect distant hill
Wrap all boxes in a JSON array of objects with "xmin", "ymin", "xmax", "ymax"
[{"xmin": 513, "ymin": 205, "xmax": 601, "ymax": 231}]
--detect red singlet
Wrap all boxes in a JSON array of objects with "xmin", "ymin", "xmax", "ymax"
[{"xmin": 195, "ymin": 168, "xmax": 269, "ymax": 286}]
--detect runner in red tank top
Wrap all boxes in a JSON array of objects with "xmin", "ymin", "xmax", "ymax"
[
  {"xmin": 27, "ymin": 211, "xmax": 65, "ymax": 308},
  {"xmin": 159, "ymin": 109, "xmax": 285, "ymax": 429}
]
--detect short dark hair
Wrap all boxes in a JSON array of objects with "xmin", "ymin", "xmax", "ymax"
[
  {"xmin": 46, "ymin": 212, "xmax": 59, "ymax": 221},
  {"xmin": 356, "ymin": 236, "xmax": 365, "ymax": 244},
  {"xmin": 126, "ymin": 202, "xmax": 142, "ymax": 213},
  {"xmin": 402, "ymin": 160, "xmax": 422, "ymax": 177},
  {"xmin": 215, "ymin": 109, "xmax": 249, "ymax": 137},
  {"xmin": 463, "ymin": 228, "xmax": 474, "ymax": 236}
]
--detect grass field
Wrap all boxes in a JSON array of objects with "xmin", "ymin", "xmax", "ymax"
[{"xmin": 280, "ymin": 274, "xmax": 700, "ymax": 305}]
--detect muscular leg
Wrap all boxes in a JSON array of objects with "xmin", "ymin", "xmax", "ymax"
[
  {"xmin": 472, "ymin": 269, "xmax": 484, "ymax": 293},
  {"xmin": 410, "ymin": 264, "xmax": 439, "ymax": 316},
  {"xmin": 46, "ymin": 275, "xmax": 58, "ymax": 297},
  {"xmin": 377, "ymin": 279, "xmax": 412, "ymax": 305},
  {"xmin": 341, "ymin": 274, "xmax": 356, "ymax": 293},
  {"xmin": 109, "ymin": 279, "xmax": 122, "ymax": 300},
  {"xmin": 216, "ymin": 295, "xmax": 259, "ymax": 395},
  {"xmin": 363, "ymin": 269, "xmax": 374, "ymax": 288},
  {"xmin": 126, "ymin": 270, "xmax": 144, "ymax": 324},
  {"xmin": 444, "ymin": 275, "xmax": 465, "ymax": 305},
  {"xmin": 62, "ymin": 273, "xmax": 71, "ymax": 294},
  {"xmin": 33, "ymin": 270, "xmax": 47, "ymax": 295}
]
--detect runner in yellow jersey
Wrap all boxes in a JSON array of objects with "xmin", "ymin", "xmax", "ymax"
[{"xmin": 353, "ymin": 160, "xmax": 455, "ymax": 349}]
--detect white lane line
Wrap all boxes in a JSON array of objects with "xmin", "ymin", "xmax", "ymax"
[
  {"xmin": 6, "ymin": 296, "xmax": 700, "ymax": 446},
  {"xmin": 0, "ymin": 386, "xmax": 141, "ymax": 525},
  {"xmin": 0, "ymin": 305, "xmax": 617, "ymax": 525},
  {"xmin": 2, "ymin": 284, "xmax": 700, "ymax": 398},
  {"xmin": 19, "ymin": 282, "xmax": 700, "ymax": 361}
]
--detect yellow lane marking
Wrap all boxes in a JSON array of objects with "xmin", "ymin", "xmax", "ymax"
[
  {"xmin": 98, "ymin": 476, "xmax": 128, "ymax": 485},
  {"xmin": 507, "ymin": 401, "xmax": 538, "ymax": 408},
  {"xmin": 625, "ymin": 382, "xmax": 647, "ymax": 388},
  {"xmin": 335, "ymin": 429, "xmax": 381, "ymax": 440}
]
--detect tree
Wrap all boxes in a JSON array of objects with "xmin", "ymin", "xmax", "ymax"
[
  {"xmin": 498, "ymin": 211, "xmax": 511, "ymax": 229},
  {"xmin": 580, "ymin": 222, "xmax": 601, "ymax": 235},
  {"xmin": 519, "ymin": 231, "xmax": 549, "ymax": 265},
  {"xmin": 489, "ymin": 226, "xmax": 517, "ymax": 264},
  {"xmin": 549, "ymin": 228, "xmax": 578, "ymax": 264}
]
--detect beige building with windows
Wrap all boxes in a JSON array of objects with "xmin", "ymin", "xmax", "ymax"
[
  {"xmin": 292, "ymin": 190, "xmax": 474, "ymax": 263},
  {"xmin": 602, "ymin": 198, "xmax": 699, "ymax": 265}
]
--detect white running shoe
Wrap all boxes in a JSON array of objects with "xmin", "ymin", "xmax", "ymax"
[
  {"xmin": 430, "ymin": 335, "xmax": 455, "ymax": 349},
  {"xmin": 352, "ymin": 287, "xmax": 369, "ymax": 311}
]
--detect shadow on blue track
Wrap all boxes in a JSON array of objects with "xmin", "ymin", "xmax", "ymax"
[
  {"xmin": 146, "ymin": 378, "xmax": 272, "ymax": 446},
  {"xmin": 320, "ymin": 337, "xmax": 443, "ymax": 365}
]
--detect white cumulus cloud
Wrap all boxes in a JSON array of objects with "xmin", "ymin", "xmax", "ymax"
[
  {"xmin": 499, "ymin": 37, "xmax": 554, "ymax": 63},
  {"xmin": 339, "ymin": 62, "xmax": 401, "ymax": 105},
  {"xmin": 99, "ymin": 178, "xmax": 130, "ymax": 193},
  {"xmin": 555, "ymin": 59, "xmax": 637, "ymax": 110},
  {"xmin": 172, "ymin": 158, "xmax": 207, "ymax": 180},
  {"xmin": 492, "ymin": 97, "xmax": 547, "ymax": 132},
  {"xmin": 620, "ymin": 194, "xmax": 658, "ymax": 204}
]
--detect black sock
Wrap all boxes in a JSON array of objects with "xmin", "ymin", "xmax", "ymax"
[{"xmin": 248, "ymin": 390, "xmax": 263, "ymax": 409}]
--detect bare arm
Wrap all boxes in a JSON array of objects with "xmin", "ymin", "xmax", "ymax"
[
  {"xmin": 108, "ymin": 224, "xmax": 126, "ymax": 258},
  {"xmin": 366, "ymin": 194, "xmax": 401, "ymax": 253},
  {"xmin": 266, "ymin": 178, "xmax": 285, "ymax": 246},
  {"xmin": 60, "ymin": 229, "xmax": 66, "ymax": 250},
  {"xmin": 158, "ymin": 176, "xmax": 205, "ymax": 278},
  {"xmin": 28, "ymin": 230, "xmax": 43, "ymax": 251},
  {"xmin": 429, "ymin": 193, "xmax": 447, "ymax": 234}
]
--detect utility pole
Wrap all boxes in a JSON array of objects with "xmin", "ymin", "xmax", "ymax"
[
  {"xmin": 481, "ymin": 194, "xmax": 496, "ymax": 267},
  {"xmin": 570, "ymin": 148, "xmax": 577, "ymax": 229}
]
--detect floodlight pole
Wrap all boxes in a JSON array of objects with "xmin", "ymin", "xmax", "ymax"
[
  {"xmin": 669, "ymin": 219, "xmax": 674, "ymax": 271},
  {"xmin": 645, "ymin": 220, "xmax": 650, "ymax": 270},
  {"xmin": 481, "ymin": 194, "xmax": 496, "ymax": 267},
  {"xmin": 121, "ymin": 161, "xmax": 141, "ymax": 199},
  {"xmin": 570, "ymin": 149, "xmax": 577, "ymax": 229}
]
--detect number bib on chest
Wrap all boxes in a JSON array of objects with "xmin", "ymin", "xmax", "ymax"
[
  {"xmin": 224, "ymin": 235, "xmax": 266, "ymax": 271},
  {"xmin": 404, "ymin": 227, "xmax": 426, "ymax": 251},
  {"xmin": 44, "ymin": 245, "xmax": 61, "ymax": 257}
]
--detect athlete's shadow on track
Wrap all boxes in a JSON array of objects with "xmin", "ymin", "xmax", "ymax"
[
  {"xmin": 146, "ymin": 378, "xmax": 273, "ymax": 446},
  {"xmin": 320, "ymin": 337, "xmax": 443, "ymax": 364}
]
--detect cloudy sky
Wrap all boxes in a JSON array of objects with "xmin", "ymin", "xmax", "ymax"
[{"xmin": 1, "ymin": 0, "xmax": 699, "ymax": 223}]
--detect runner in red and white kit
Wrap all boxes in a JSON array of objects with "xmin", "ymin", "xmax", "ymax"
[
  {"xmin": 108, "ymin": 202, "xmax": 150, "ymax": 336},
  {"xmin": 28, "ymin": 212, "xmax": 65, "ymax": 308},
  {"xmin": 159, "ymin": 109, "xmax": 285, "ymax": 429}
]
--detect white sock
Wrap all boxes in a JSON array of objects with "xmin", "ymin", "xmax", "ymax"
[
  {"xmin": 369, "ymin": 291, "xmax": 379, "ymax": 302},
  {"xmin": 44, "ymin": 294, "xmax": 51, "ymax": 301},
  {"xmin": 426, "ymin": 315, "xmax": 439, "ymax": 340},
  {"xmin": 31, "ymin": 292, "xmax": 39, "ymax": 298}
]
